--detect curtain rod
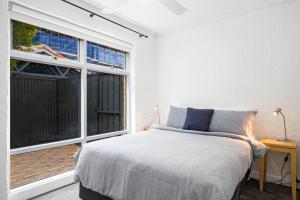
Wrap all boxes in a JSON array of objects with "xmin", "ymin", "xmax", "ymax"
[{"xmin": 61, "ymin": 0, "xmax": 148, "ymax": 38}]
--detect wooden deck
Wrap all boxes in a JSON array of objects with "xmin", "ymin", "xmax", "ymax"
[{"xmin": 11, "ymin": 144, "xmax": 80, "ymax": 189}]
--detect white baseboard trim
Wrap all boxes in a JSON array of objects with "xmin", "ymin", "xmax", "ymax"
[
  {"xmin": 250, "ymin": 170, "xmax": 300, "ymax": 189},
  {"xmin": 9, "ymin": 170, "xmax": 76, "ymax": 200}
]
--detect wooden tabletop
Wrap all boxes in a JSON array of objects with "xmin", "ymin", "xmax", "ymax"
[{"xmin": 260, "ymin": 138, "xmax": 297, "ymax": 149}]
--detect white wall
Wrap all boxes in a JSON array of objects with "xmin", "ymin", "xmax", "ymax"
[
  {"xmin": 156, "ymin": 0, "xmax": 300, "ymax": 182},
  {"xmin": 0, "ymin": 0, "xmax": 10, "ymax": 199},
  {"xmin": 1, "ymin": 0, "xmax": 157, "ymax": 198}
]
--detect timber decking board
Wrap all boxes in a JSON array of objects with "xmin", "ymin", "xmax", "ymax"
[{"xmin": 11, "ymin": 144, "xmax": 80, "ymax": 189}]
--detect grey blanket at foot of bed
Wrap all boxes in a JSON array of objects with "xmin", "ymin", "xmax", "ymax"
[{"xmin": 74, "ymin": 126, "xmax": 267, "ymax": 200}]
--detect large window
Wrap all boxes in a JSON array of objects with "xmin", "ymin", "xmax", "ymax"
[{"xmin": 10, "ymin": 19, "xmax": 129, "ymax": 189}]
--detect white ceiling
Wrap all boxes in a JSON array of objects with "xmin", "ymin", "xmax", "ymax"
[{"xmin": 83, "ymin": 0, "xmax": 291, "ymax": 35}]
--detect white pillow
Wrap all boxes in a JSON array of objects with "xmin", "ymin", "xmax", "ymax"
[
  {"xmin": 209, "ymin": 110, "xmax": 257, "ymax": 137},
  {"xmin": 166, "ymin": 106, "xmax": 187, "ymax": 129}
]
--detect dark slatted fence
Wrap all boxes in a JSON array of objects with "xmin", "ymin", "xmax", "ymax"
[
  {"xmin": 11, "ymin": 71, "xmax": 125, "ymax": 149},
  {"xmin": 10, "ymin": 75, "xmax": 81, "ymax": 149},
  {"xmin": 87, "ymin": 73, "xmax": 125, "ymax": 136}
]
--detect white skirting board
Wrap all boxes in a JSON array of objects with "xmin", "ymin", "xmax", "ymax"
[{"xmin": 250, "ymin": 170, "xmax": 300, "ymax": 189}]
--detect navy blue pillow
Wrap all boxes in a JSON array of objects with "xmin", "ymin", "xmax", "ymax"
[{"xmin": 183, "ymin": 108, "xmax": 214, "ymax": 132}]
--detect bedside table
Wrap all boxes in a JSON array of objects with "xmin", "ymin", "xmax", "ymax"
[{"xmin": 259, "ymin": 138, "xmax": 297, "ymax": 200}]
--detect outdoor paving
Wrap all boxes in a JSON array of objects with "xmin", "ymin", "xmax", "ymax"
[{"xmin": 11, "ymin": 144, "xmax": 80, "ymax": 189}]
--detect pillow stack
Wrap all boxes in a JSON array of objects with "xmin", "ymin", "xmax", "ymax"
[{"xmin": 166, "ymin": 106, "xmax": 257, "ymax": 137}]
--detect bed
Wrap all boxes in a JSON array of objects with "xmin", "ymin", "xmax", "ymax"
[{"xmin": 75, "ymin": 125, "xmax": 266, "ymax": 200}]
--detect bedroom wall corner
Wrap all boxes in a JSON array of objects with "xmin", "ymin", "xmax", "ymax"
[
  {"xmin": 133, "ymin": 38, "xmax": 158, "ymax": 131},
  {"xmin": 155, "ymin": 0, "xmax": 300, "ymax": 186},
  {"xmin": 0, "ymin": 0, "xmax": 10, "ymax": 199}
]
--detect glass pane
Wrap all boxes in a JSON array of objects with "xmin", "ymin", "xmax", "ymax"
[
  {"xmin": 10, "ymin": 143, "xmax": 81, "ymax": 189},
  {"xmin": 10, "ymin": 59, "xmax": 81, "ymax": 148},
  {"xmin": 87, "ymin": 41, "xmax": 126, "ymax": 69},
  {"xmin": 87, "ymin": 71, "xmax": 126, "ymax": 136},
  {"xmin": 12, "ymin": 20, "xmax": 80, "ymax": 61}
]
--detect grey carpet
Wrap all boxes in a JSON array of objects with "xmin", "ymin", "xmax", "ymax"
[
  {"xmin": 240, "ymin": 179, "xmax": 298, "ymax": 200},
  {"xmin": 31, "ymin": 179, "xmax": 297, "ymax": 200}
]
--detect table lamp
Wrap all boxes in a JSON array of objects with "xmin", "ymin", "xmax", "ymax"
[
  {"xmin": 273, "ymin": 108, "xmax": 288, "ymax": 141},
  {"xmin": 154, "ymin": 105, "xmax": 160, "ymax": 125}
]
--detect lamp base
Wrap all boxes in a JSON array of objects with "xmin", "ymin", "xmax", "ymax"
[{"xmin": 276, "ymin": 138, "xmax": 290, "ymax": 142}]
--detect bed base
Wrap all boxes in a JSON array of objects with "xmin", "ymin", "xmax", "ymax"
[{"xmin": 79, "ymin": 169, "xmax": 251, "ymax": 200}]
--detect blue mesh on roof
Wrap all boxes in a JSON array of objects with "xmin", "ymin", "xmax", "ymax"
[
  {"xmin": 32, "ymin": 28, "xmax": 79, "ymax": 60},
  {"xmin": 32, "ymin": 28, "xmax": 126, "ymax": 68},
  {"xmin": 87, "ymin": 42, "xmax": 125, "ymax": 69}
]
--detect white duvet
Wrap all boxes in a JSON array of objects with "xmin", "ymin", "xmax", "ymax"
[{"xmin": 75, "ymin": 126, "xmax": 266, "ymax": 200}]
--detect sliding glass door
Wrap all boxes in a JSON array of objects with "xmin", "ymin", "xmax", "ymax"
[{"xmin": 10, "ymin": 59, "xmax": 82, "ymax": 188}]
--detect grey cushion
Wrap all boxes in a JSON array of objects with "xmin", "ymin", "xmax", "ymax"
[
  {"xmin": 166, "ymin": 106, "xmax": 187, "ymax": 129},
  {"xmin": 209, "ymin": 110, "xmax": 257, "ymax": 137}
]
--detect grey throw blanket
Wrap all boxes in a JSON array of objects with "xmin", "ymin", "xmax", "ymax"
[{"xmin": 75, "ymin": 126, "xmax": 266, "ymax": 200}]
